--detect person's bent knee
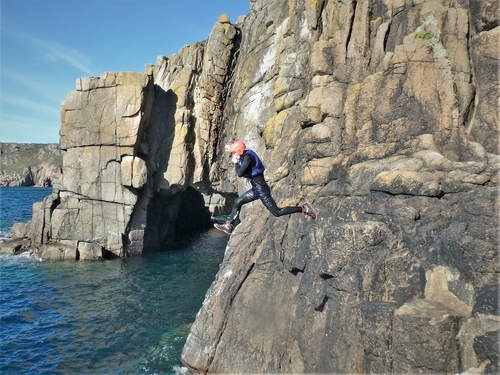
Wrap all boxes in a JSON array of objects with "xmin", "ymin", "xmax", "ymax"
[
  {"xmin": 266, "ymin": 206, "xmax": 280, "ymax": 217},
  {"xmin": 234, "ymin": 197, "xmax": 249, "ymax": 211}
]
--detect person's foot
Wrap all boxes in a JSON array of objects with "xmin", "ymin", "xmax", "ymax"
[
  {"xmin": 214, "ymin": 222, "xmax": 234, "ymax": 235},
  {"xmin": 301, "ymin": 202, "xmax": 318, "ymax": 221}
]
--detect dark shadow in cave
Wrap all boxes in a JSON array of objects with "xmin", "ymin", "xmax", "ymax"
[{"xmin": 142, "ymin": 186, "xmax": 212, "ymax": 253}]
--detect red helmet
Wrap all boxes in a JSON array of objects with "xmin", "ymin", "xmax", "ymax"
[{"xmin": 228, "ymin": 140, "xmax": 246, "ymax": 155}]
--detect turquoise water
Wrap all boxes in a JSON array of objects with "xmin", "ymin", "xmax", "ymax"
[
  {"xmin": 0, "ymin": 187, "xmax": 228, "ymax": 374},
  {"xmin": 0, "ymin": 186, "xmax": 52, "ymax": 237}
]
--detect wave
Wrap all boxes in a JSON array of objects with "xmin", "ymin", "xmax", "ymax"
[{"xmin": 0, "ymin": 251, "xmax": 42, "ymax": 265}]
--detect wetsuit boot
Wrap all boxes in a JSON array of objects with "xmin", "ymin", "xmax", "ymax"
[
  {"xmin": 301, "ymin": 202, "xmax": 318, "ymax": 221},
  {"xmin": 214, "ymin": 222, "xmax": 234, "ymax": 235}
]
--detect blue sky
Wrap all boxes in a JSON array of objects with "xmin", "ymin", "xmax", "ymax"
[{"xmin": 0, "ymin": 0, "xmax": 249, "ymax": 144}]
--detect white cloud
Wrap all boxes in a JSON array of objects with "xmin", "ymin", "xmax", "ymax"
[
  {"xmin": 22, "ymin": 33, "xmax": 94, "ymax": 76},
  {"xmin": 2, "ymin": 22, "xmax": 94, "ymax": 76}
]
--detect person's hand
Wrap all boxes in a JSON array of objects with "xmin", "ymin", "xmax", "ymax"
[
  {"xmin": 231, "ymin": 153, "xmax": 240, "ymax": 164},
  {"xmin": 224, "ymin": 144, "xmax": 230, "ymax": 152}
]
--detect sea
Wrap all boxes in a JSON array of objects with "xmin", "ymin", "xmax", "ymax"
[{"xmin": 0, "ymin": 186, "xmax": 228, "ymax": 375}]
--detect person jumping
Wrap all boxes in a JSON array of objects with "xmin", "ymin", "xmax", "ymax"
[{"xmin": 214, "ymin": 140, "xmax": 318, "ymax": 235}]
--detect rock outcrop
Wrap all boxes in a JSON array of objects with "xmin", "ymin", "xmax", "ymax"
[
  {"xmin": 180, "ymin": 1, "xmax": 498, "ymax": 374},
  {"xmin": 0, "ymin": 143, "xmax": 62, "ymax": 186},
  {"xmin": 13, "ymin": 0, "xmax": 498, "ymax": 373},
  {"xmin": 24, "ymin": 15, "xmax": 239, "ymax": 260}
]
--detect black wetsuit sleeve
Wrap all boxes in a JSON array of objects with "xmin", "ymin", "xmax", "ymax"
[{"xmin": 235, "ymin": 154, "xmax": 252, "ymax": 177}]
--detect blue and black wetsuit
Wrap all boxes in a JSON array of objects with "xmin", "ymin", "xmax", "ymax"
[{"xmin": 227, "ymin": 150, "xmax": 302, "ymax": 224}]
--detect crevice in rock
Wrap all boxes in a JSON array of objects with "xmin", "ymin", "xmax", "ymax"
[
  {"xmin": 383, "ymin": 22, "xmax": 391, "ymax": 52},
  {"xmin": 229, "ymin": 262, "xmax": 255, "ymax": 306},
  {"xmin": 215, "ymin": 25, "xmax": 242, "ymax": 165},
  {"xmin": 316, "ymin": 0, "xmax": 327, "ymax": 33},
  {"xmin": 206, "ymin": 261, "xmax": 256, "ymax": 371},
  {"xmin": 315, "ymin": 295, "xmax": 329, "ymax": 312},
  {"xmin": 392, "ymin": 5, "xmax": 405, "ymax": 19},
  {"xmin": 299, "ymin": 118, "xmax": 316, "ymax": 129},
  {"xmin": 435, "ymin": 191, "xmax": 446, "ymax": 199},
  {"xmin": 465, "ymin": 30, "xmax": 478, "ymax": 137},
  {"xmin": 363, "ymin": 209, "xmax": 384, "ymax": 216},
  {"xmin": 369, "ymin": 188, "xmax": 447, "ymax": 200},
  {"xmin": 290, "ymin": 267, "xmax": 304, "ymax": 275},
  {"xmin": 49, "ymin": 196, "xmax": 61, "ymax": 211},
  {"xmin": 121, "ymin": 232, "xmax": 130, "ymax": 257},
  {"xmin": 56, "ymin": 188, "xmax": 136, "ymax": 206},
  {"xmin": 346, "ymin": 1, "xmax": 357, "ymax": 55}
]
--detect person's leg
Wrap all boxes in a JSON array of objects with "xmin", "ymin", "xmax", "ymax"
[
  {"xmin": 266, "ymin": 198, "xmax": 317, "ymax": 220},
  {"xmin": 267, "ymin": 201, "xmax": 303, "ymax": 217},
  {"xmin": 214, "ymin": 189, "xmax": 258, "ymax": 235},
  {"xmin": 228, "ymin": 189, "xmax": 258, "ymax": 224},
  {"xmin": 253, "ymin": 181, "xmax": 318, "ymax": 220},
  {"xmin": 254, "ymin": 183, "xmax": 302, "ymax": 217}
]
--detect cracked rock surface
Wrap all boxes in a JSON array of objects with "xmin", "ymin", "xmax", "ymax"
[{"xmin": 9, "ymin": 0, "xmax": 498, "ymax": 372}]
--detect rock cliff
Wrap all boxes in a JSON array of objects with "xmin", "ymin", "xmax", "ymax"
[
  {"xmin": 0, "ymin": 143, "xmax": 62, "ymax": 186},
  {"xmin": 24, "ymin": 15, "xmax": 239, "ymax": 259},
  {"xmin": 180, "ymin": 0, "xmax": 498, "ymax": 373},
  {"xmin": 13, "ymin": 0, "xmax": 499, "ymax": 373}
]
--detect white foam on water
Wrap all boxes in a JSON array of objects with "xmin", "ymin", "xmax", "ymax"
[
  {"xmin": 0, "ymin": 251, "xmax": 41, "ymax": 265},
  {"xmin": 173, "ymin": 365, "xmax": 189, "ymax": 375}
]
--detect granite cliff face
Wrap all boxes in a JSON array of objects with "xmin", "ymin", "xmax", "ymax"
[
  {"xmin": 14, "ymin": 0, "xmax": 498, "ymax": 373},
  {"xmin": 180, "ymin": 0, "xmax": 498, "ymax": 373},
  {"xmin": 23, "ymin": 15, "xmax": 239, "ymax": 259}
]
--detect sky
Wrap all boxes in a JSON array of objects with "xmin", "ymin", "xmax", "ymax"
[{"xmin": 0, "ymin": 0, "xmax": 250, "ymax": 144}]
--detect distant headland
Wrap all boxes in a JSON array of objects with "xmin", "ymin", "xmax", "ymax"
[{"xmin": 0, "ymin": 143, "xmax": 62, "ymax": 187}]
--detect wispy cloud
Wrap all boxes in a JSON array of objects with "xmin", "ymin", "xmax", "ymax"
[
  {"xmin": 2, "ymin": 22, "xmax": 94, "ymax": 76},
  {"xmin": 0, "ymin": 68, "xmax": 68, "ymax": 105},
  {"xmin": 1, "ymin": 94, "xmax": 61, "ymax": 118},
  {"xmin": 32, "ymin": 37, "xmax": 94, "ymax": 76}
]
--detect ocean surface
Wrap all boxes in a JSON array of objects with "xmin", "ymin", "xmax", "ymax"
[{"xmin": 0, "ymin": 187, "xmax": 228, "ymax": 374}]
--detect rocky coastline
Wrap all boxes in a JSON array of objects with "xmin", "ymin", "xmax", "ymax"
[
  {"xmin": 3, "ymin": 0, "xmax": 498, "ymax": 373},
  {"xmin": 0, "ymin": 143, "xmax": 62, "ymax": 187}
]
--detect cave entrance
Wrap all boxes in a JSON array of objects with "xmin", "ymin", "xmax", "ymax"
[{"xmin": 143, "ymin": 186, "xmax": 212, "ymax": 252}]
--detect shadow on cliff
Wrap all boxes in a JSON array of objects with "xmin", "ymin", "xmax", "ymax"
[{"xmin": 141, "ymin": 86, "xmax": 211, "ymax": 252}]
